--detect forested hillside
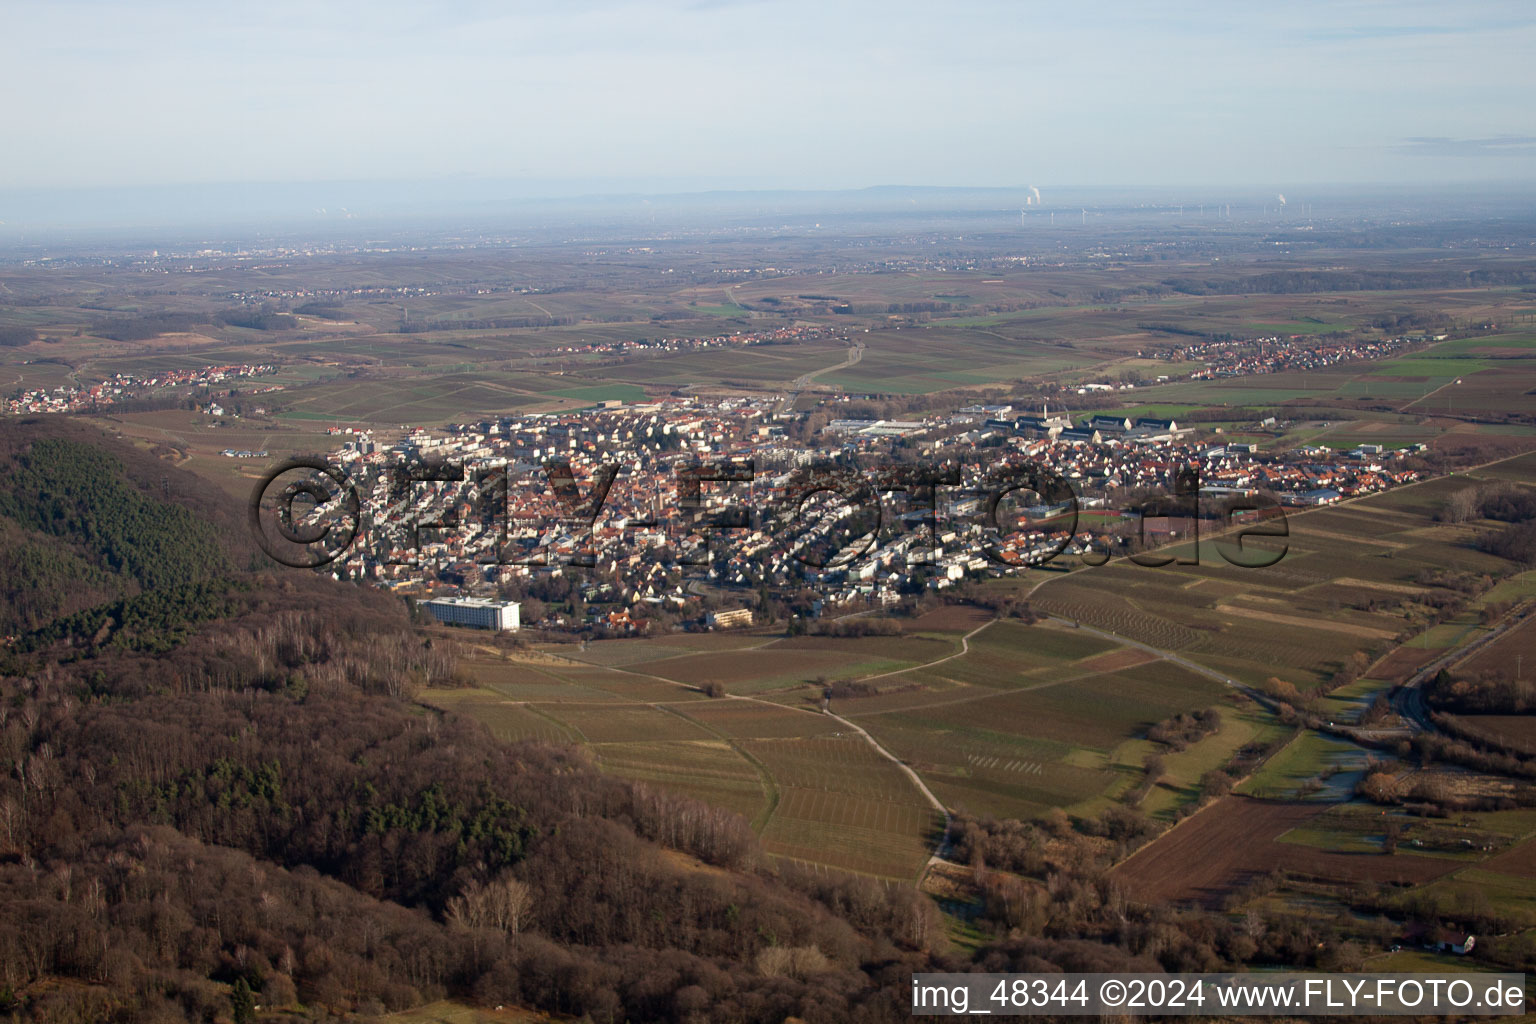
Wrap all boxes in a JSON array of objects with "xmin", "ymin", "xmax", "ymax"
[{"xmin": 0, "ymin": 420, "xmax": 1247, "ymax": 1023}]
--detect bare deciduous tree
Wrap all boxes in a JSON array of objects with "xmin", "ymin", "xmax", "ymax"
[
  {"xmin": 446, "ymin": 872, "xmax": 533, "ymax": 934},
  {"xmin": 1443, "ymin": 488, "xmax": 1479, "ymax": 524}
]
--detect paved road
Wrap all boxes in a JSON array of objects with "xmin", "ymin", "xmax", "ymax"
[
  {"xmin": 797, "ymin": 340, "xmax": 863, "ymax": 388},
  {"xmin": 1388, "ymin": 599, "xmax": 1536, "ymax": 733},
  {"xmin": 780, "ymin": 342, "xmax": 862, "ymax": 412}
]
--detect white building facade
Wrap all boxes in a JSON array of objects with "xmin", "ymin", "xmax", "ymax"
[{"xmin": 423, "ymin": 597, "xmax": 521, "ymax": 631}]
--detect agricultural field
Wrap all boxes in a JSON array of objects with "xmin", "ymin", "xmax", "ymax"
[
  {"xmin": 1441, "ymin": 716, "xmax": 1536, "ymax": 758},
  {"xmin": 1093, "ymin": 328, "xmax": 1536, "ymax": 424},
  {"xmin": 14, "ymin": 225, "xmax": 1536, "ymax": 946},
  {"xmin": 597, "ymin": 739, "xmax": 769, "ymax": 822},
  {"xmin": 904, "ymin": 604, "xmax": 996, "ymax": 633},
  {"xmin": 425, "ymin": 614, "xmax": 1265, "ymax": 876},
  {"xmin": 817, "ymin": 326, "xmax": 1094, "ymax": 394},
  {"xmin": 416, "ymin": 689, "xmax": 579, "ymax": 745},
  {"xmin": 384, "ymin": 1000, "xmax": 553, "ymax": 1024},
  {"xmin": 839, "ymin": 622, "xmax": 1231, "ymax": 820},
  {"xmin": 1137, "ymin": 701, "xmax": 1291, "ymax": 820},
  {"xmin": 549, "ymin": 629, "xmax": 961, "ymax": 688},
  {"xmin": 423, "ymin": 640, "xmax": 947, "ymax": 879},
  {"xmin": 634, "ymin": 648, "xmax": 898, "ymax": 693},
  {"xmin": 1457, "ymin": 613, "xmax": 1536, "ymax": 679},
  {"xmin": 742, "ymin": 733, "xmax": 939, "ymax": 877},
  {"xmin": 595, "ymin": 342, "xmax": 854, "ymax": 387},
  {"xmin": 1482, "ymin": 827, "xmax": 1536, "ymax": 881},
  {"xmin": 1112, "ymin": 796, "xmax": 1463, "ymax": 908},
  {"xmin": 265, "ymin": 368, "xmax": 633, "ymax": 425},
  {"xmin": 1027, "ymin": 457, "xmax": 1536, "ymax": 692}
]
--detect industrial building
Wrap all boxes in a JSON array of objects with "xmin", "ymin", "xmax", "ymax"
[
  {"xmin": 705, "ymin": 608, "xmax": 754, "ymax": 630},
  {"xmin": 422, "ymin": 596, "xmax": 521, "ymax": 631}
]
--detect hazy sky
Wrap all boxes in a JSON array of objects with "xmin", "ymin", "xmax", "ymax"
[{"xmin": 4, "ymin": 0, "xmax": 1534, "ymax": 192}]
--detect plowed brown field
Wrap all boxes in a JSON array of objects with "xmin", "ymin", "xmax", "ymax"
[{"xmin": 1114, "ymin": 796, "xmax": 1461, "ymax": 907}]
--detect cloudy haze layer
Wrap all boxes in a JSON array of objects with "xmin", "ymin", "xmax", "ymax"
[{"xmin": 4, "ymin": 0, "xmax": 1534, "ymax": 193}]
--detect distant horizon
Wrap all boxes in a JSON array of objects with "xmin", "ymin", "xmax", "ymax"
[{"xmin": 5, "ymin": 177, "xmax": 1536, "ymax": 239}]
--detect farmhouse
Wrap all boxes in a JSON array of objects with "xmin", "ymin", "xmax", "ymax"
[{"xmin": 1406, "ymin": 925, "xmax": 1476, "ymax": 956}]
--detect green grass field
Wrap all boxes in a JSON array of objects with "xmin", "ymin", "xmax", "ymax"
[
  {"xmin": 1238, "ymin": 732, "xmax": 1367, "ymax": 801},
  {"xmin": 1139, "ymin": 702, "xmax": 1286, "ymax": 820}
]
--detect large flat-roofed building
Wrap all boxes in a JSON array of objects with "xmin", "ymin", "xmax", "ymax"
[
  {"xmin": 705, "ymin": 608, "xmax": 753, "ymax": 630},
  {"xmin": 422, "ymin": 596, "xmax": 520, "ymax": 631}
]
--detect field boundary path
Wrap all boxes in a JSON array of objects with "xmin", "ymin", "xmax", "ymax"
[
  {"xmin": 857, "ymin": 618, "xmax": 992, "ymax": 683},
  {"xmin": 796, "ymin": 340, "xmax": 863, "ymax": 388},
  {"xmin": 521, "ymin": 645, "xmax": 956, "ymax": 883},
  {"xmin": 818, "ymin": 706, "xmax": 954, "ymax": 880},
  {"xmin": 1044, "ymin": 615, "xmax": 1237, "ymax": 689}
]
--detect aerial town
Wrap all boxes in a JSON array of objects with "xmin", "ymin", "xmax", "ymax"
[
  {"xmin": 300, "ymin": 336, "xmax": 1431, "ymax": 636},
  {"xmin": 5, "ymin": 363, "xmax": 277, "ymax": 414},
  {"xmin": 6, "ymin": 6, "xmax": 1534, "ymax": 1019}
]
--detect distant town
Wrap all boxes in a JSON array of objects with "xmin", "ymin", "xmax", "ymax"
[{"xmin": 5, "ymin": 363, "xmax": 277, "ymax": 414}]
